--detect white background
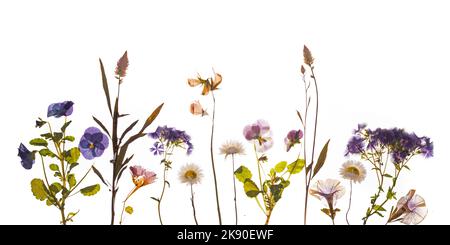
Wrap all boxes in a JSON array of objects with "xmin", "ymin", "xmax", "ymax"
[{"xmin": 0, "ymin": 0, "xmax": 448, "ymax": 225}]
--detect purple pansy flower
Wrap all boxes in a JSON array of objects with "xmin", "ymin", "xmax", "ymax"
[
  {"xmin": 79, "ymin": 127, "xmax": 109, "ymax": 160},
  {"xmin": 243, "ymin": 120, "xmax": 273, "ymax": 152},
  {"xmin": 150, "ymin": 142, "xmax": 164, "ymax": 156},
  {"xmin": 47, "ymin": 101, "xmax": 74, "ymax": 118},
  {"xmin": 18, "ymin": 143, "xmax": 35, "ymax": 170},
  {"xmin": 284, "ymin": 129, "xmax": 304, "ymax": 152}
]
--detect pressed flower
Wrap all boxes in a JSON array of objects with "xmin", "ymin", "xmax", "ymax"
[
  {"xmin": 148, "ymin": 126, "xmax": 193, "ymax": 155},
  {"xmin": 187, "ymin": 72, "xmax": 222, "ymax": 96},
  {"xmin": 219, "ymin": 140, "xmax": 245, "ymax": 159},
  {"xmin": 388, "ymin": 189, "xmax": 427, "ymax": 225},
  {"xmin": 243, "ymin": 120, "xmax": 273, "ymax": 152},
  {"xmin": 47, "ymin": 101, "xmax": 74, "ymax": 118},
  {"xmin": 179, "ymin": 163, "xmax": 203, "ymax": 185},
  {"xmin": 339, "ymin": 160, "xmax": 366, "ymax": 183},
  {"xmin": 309, "ymin": 179, "xmax": 345, "ymax": 206},
  {"xmin": 18, "ymin": 143, "xmax": 35, "ymax": 170},
  {"xmin": 120, "ymin": 165, "xmax": 156, "ymax": 225},
  {"xmin": 130, "ymin": 165, "xmax": 157, "ymax": 188},
  {"xmin": 190, "ymin": 100, "xmax": 208, "ymax": 116},
  {"xmin": 79, "ymin": 127, "xmax": 109, "ymax": 160},
  {"xmin": 309, "ymin": 179, "xmax": 345, "ymax": 224},
  {"xmin": 150, "ymin": 142, "xmax": 164, "ymax": 156},
  {"xmin": 115, "ymin": 51, "xmax": 129, "ymax": 79},
  {"xmin": 284, "ymin": 129, "xmax": 303, "ymax": 152}
]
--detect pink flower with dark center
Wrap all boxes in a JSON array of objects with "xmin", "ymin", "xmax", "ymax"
[
  {"xmin": 284, "ymin": 129, "xmax": 304, "ymax": 152},
  {"xmin": 130, "ymin": 165, "xmax": 157, "ymax": 188},
  {"xmin": 243, "ymin": 120, "xmax": 273, "ymax": 152}
]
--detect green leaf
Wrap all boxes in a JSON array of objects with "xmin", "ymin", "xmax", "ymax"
[
  {"xmin": 151, "ymin": 197, "xmax": 160, "ymax": 202},
  {"xmin": 99, "ymin": 58, "xmax": 113, "ymax": 116},
  {"xmin": 374, "ymin": 205, "xmax": 386, "ymax": 212},
  {"xmin": 50, "ymin": 182, "xmax": 63, "ymax": 194},
  {"xmin": 80, "ymin": 184, "xmax": 100, "ymax": 196},
  {"xmin": 234, "ymin": 166, "xmax": 252, "ymax": 183},
  {"xmin": 49, "ymin": 164, "xmax": 59, "ymax": 171},
  {"xmin": 270, "ymin": 184, "xmax": 284, "ymax": 202},
  {"xmin": 383, "ymin": 174, "xmax": 393, "ymax": 178},
  {"xmin": 30, "ymin": 179, "xmax": 48, "ymax": 201},
  {"xmin": 125, "ymin": 206, "xmax": 134, "ymax": 215},
  {"xmin": 287, "ymin": 159, "xmax": 305, "ymax": 174},
  {"xmin": 53, "ymin": 132, "xmax": 63, "ymax": 143},
  {"xmin": 243, "ymin": 179, "xmax": 260, "ymax": 198},
  {"xmin": 68, "ymin": 174, "xmax": 76, "ymax": 189},
  {"xmin": 46, "ymin": 199, "xmax": 55, "ymax": 206},
  {"xmin": 39, "ymin": 149, "xmax": 56, "ymax": 158},
  {"xmin": 36, "ymin": 118, "xmax": 47, "ymax": 128},
  {"xmin": 29, "ymin": 138, "xmax": 48, "ymax": 147},
  {"xmin": 61, "ymin": 121, "xmax": 72, "ymax": 132},
  {"xmin": 40, "ymin": 133, "xmax": 53, "ymax": 139},
  {"xmin": 69, "ymin": 163, "xmax": 79, "ymax": 172},
  {"xmin": 65, "ymin": 147, "xmax": 80, "ymax": 164},
  {"xmin": 312, "ymin": 139, "xmax": 330, "ymax": 178},
  {"xmin": 63, "ymin": 136, "xmax": 75, "ymax": 142},
  {"xmin": 274, "ymin": 161, "xmax": 287, "ymax": 173},
  {"xmin": 375, "ymin": 212, "xmax": 385, "ymax": 217}
]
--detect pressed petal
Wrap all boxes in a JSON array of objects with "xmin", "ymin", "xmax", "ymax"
[
  {"xmin": 79, "ymin": 139, "xmax": 90, "ymax": 149},
  {"xmin": 188, "ymin": 78, "xmax": 202, "ymax": 87},
  {"xmin": 80, "ymin": 147, "xmax": 95, "ymax": 160}
]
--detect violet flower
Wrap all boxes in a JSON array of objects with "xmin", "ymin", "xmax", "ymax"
[
  {"xmin": 47, "ymin": 101, "xmax": 74, "ymax": 118},
  {"xmin": 79, "ymin": 127, "xmax": 109, "ymax": 160}
]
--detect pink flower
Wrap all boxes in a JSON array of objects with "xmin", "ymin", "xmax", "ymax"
[
  {"xmin": 388, "ymin": 189, "xmax": 427, "ymax": 225},
  {"xmin": 115, "ymin": 51, "xmax": 129, "ymax": 80},
  {"xmin": 243, "ymin": 120, "xmax": 273, "ymax": 152},
  {"xmin": 130, "ymin": 165, "xmax": 156, "ymax": 188},
  {"xmin": 284, "ymin": 129, "xmax": 303, "ymax": 152},
  {"xmin": 189, "ymin": 101, "xmax": 208, "ymax": 116},
  {"xmin": 309, "ymin": 179, "xmax": 345, "ymax": 207}
]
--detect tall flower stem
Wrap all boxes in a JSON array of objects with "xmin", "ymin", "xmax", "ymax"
[
  {"xmin": 305, "ymin": 66, "xmax": 320, "ymax": 225},
  {"xmin": 232, "ymin": 154, "xmax": 238, "ymax": 225},
  {"xmin": 158, "ymin": 166, "xmax": 168, "ymax": 225},
  {"xmin": 190, "ymin": 184, "xmax": 199, "ymax": 225},
  {"xmin": 119, "ymin": 186, "xmax": 137, "ymax": 225},
  {"xmin": 210, "ymin": 90, "xmax": 222, "ymax": 225},
  {"xmin": 302, "ymin": 73, "xmax": 309, "ymax": 225},
  {"xmin": 346, "ymin": 180, "xmax": 353, "ymax": 225}
]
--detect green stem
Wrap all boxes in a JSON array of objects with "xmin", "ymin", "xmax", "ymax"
[{"xmin": 158, "ymin": 166, "xmax": 168, "ymax": 225}]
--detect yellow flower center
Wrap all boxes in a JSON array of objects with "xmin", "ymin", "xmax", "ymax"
[
  {"xmin": 89, "ymin": 143, "xmax": 95, "ymax": 149},
  {"xmin": 345, "ymin": 166, "xmax": 360, "ymax": 176},
  {"xmin": 184, "ymin": 170, "xmax": 197, "ymax": 180},
  {"xmin": 133, "ymin": 176, "xmax": 145, "ymax": 187}
]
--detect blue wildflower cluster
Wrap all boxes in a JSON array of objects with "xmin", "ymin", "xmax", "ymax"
[
  {"xmin": 149, "ymin": 126, "xmax": 193, "ymax": 155},
  {"xmin": 346, "ymin": 123, "xmax": 433, "ymax": 164}
]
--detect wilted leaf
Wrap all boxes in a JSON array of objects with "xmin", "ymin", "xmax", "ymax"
[
  {"xmin": 68, "ymin": 174, "xmax": 76, "ymax": 189},
  {"xmin": 65, "ymin": 147, "xmax": 80, "ymax": 164},
  {"xmin": 312, "ymin": 139, "xmax": 330, "ymax": 178},
  {"xmin": 99, "ymin": 58, "xmax": 113, "ymax": 116},
  {"xmin": 30, "ymin": 138, "xmax": 48, "ymax": 147},
  {"xmin": 274, "ymin": 161, "xmax": 287, "ymax": 173},
  {"xmin": 234, "ymin": 166, "xmax": 252, "ymax": 183},
  {"xmin": 92, "ymin": 116, "xmax": 111, "ymax": 138},
  {"xmin": 287, "ymin": 159, "xmax": 305, "ymax": 174},
  {"xmin": 141, "ymin": 103, "xmax": 164, "ymax": 133},
  {"xmin": 120, "ymin": 120, "xmax": 139, "ymax": 144},
  {"xmin": 244, "ymin": 179, "xmax": 260, "ymax": 198},
  {"xmin": 63, "ymin": 136, "xmax": 75, "ymax": 142},
  {"xmin": 92, "ymin": 166, "xmax": 109, "ymax": 187},
  {"xmin": 50, "ymin": 182, "xmax": 63, "ymax": 194},
  {"xmin": 125, "ymin": 206, "xmax": 134, "ymax": 215},
  {"xmin": 31, "ymin": 179, "xmax": 48, "ymax": 201},
  {"xmin": 39, "ymin": 149, "xmax": 56, "ymax": 158},
  {"xmin": 80, "ymin": 184, "xmax": 100, "ymax": 196},
  {"xmin": 61, "ymin": 121, "xmax": 72, "ymax": 132}
]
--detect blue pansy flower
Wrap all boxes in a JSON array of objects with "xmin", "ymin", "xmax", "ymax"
[
  {"xmin": 79, "ymin": 127, "xmax": 109, "ymax": 160},
  {"xmin": 47, "ymin": 101, "xmax": 74, "ymax": 118},
  {"xmin": 18, "ymin": 143, "xmax": 35, "ymax": 170}
]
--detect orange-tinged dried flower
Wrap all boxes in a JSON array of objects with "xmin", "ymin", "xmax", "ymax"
[
  {"xmin": 115, "ymin": 51, "xmax": 129, "ymax": 81},
  {"xmin": 187, "ymin": 71, "xmax": 222, "ymax": 96},
  {"xmin": 303, "ymin": 45, "xmax": 314, "ymax": 66},
  {"xmin": 190, "ymin": 100, "xmax": 208, "ymax": 116}
]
